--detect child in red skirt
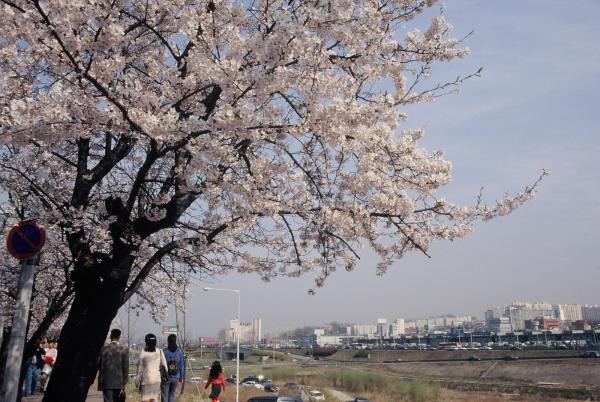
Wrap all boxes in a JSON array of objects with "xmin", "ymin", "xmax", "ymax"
[{"xmin": 204, "ymin": 360, "xmax": 226, "ymax": 402}]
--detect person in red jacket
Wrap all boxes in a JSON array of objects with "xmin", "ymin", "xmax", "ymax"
[{"xmin": 204, "ymin": 361, "xmax": 226, "ymax": 402}]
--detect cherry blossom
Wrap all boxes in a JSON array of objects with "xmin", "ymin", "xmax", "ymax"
[{"xmin": 0, "ymin": 1, "xmax": 545, "ymax": 400}]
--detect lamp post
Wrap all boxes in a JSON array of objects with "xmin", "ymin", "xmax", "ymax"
[{"xmin": 204, "ymin": 287, "xmax": 240, "ymax": 402}]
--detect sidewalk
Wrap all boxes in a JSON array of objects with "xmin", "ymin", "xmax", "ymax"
[{"xmin": 22, "ymin": 389, "xmax": 103, "ymax": 402}]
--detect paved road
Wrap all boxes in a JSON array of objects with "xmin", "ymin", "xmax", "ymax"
[{"xmin": 22, "ymin": 390, "xmax": 103, "ymax": 402}]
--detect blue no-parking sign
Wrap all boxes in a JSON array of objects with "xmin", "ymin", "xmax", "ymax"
[{"xmin": 6, "ymin": 219, "xmax": 46, "ymax": 260}]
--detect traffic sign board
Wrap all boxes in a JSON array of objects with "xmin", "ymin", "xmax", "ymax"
[
  {"xmin": 6, "ymin": 220, "xmax": 46, "ymax": 260},
  {"xmin": 163, "ymin": 325, "xmax": 178, "ymax": 334}
]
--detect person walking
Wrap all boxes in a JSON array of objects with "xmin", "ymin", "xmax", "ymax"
[
  {"xmin": 136, "ymin": 334, "xmax": 168, "ymax": 402},
  {"xmin": 204, "ymin": 361, "xmax": 226, "ymax": 402},
  {"xmin": 161, "ymin": 334, "xmax": 184, "ymax": 402},
  {"xmin": 40, "ymin": 339, "xmax": 57, "ymax": 392},
  {"xmin": 24, "ymin": 342, "xmax": 45, "ymax": 396},
  {"xmin": 98, "ymin": 329, "xmax": 129, "ymax": 402}
]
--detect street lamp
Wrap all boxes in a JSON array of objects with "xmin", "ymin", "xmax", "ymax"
[{"xmin": 204, "ymin": 287, "xmax": 240, "ymax": 402}]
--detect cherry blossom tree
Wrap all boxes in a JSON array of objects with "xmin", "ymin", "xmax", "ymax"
[{"xmin": 0, "ymin": 0, "xmax": 545, "ymax": 400}]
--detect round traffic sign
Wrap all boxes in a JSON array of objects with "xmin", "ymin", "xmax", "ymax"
[{"xmin": 6, "ymin": 219, "xmax": 46, "ymax": 260}]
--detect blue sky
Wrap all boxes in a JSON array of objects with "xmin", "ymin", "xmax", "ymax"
[{"xmin": 125, "ymin": 1, "xmax": 600, "ymax": 339}]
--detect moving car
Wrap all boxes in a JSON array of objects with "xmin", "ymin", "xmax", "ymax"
[
  {"xmin": 309, "ymin": 390, "xmax": 325, "ymax": 401},
  {"xmin": 468, "ymin": 356, "xmax": 481, "ymax": 361}
]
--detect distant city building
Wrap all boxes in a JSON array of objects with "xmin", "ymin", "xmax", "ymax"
[
  {"xmin": 390, "ymin": 319, "xmax": 405, "ymax": 337},
  {"xmin": 352, "ymin": 324, "xmax": 377, "ymax": 337},
  {"xmin": 415, "ymin": 319, "xmax": 428, "ymax": 332},
  {"xmin": 485, "ymin": 308, "xmax": 505, "ymax": 330},
  {"xmin": 572, "ymin": 320, "xmax": 591, "ymax": 330},
  {"xmin": 505, "ymin": 302, "xmax": 557, "ymax": 331},
  {"xmin": 538, "ymin": 317, "xmax": 561, "ymax": 330},
  {"xmin": 225, "ymin": 318, "xmax": 262, "ymax": 344},
  {"xmin": 582, "ymin": 305, "xmax": 600, "ymax": 323},
  {"xmin": 488, "ymin": 317, "xmax": 512, "ymax": 334},
  {"xmin": 555, "ymin": 304, "xmax": 583, "ymax": 322},
  {"xmin": 377, "ymin": 318, "xmax": 388, "ymax": 338},
  {"xmin": 484, "ymin": 302, "xmax": 593, "ymax": 331}
]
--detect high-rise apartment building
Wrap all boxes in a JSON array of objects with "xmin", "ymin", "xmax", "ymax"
[
  {"xmin": 377, "ymin": 318, "xmax": 388, "ymax": 338},
  {"xmin": 488, "ymin": 317, "xmax": 512, "ymax": 334},
  {"xmin": 556, "ymin": 304, "xmax": 583, "ymax": 322},
  {"xmin": 505, "ymin": 302, "xmax": 557, "ymax": 331},
  {"xmin": 225, "ymin": 317, "xmax": 263, "ymax": 344},
  {"xmin": 390, "ymin": 319, "xmax": 405, "ymax": 336},
  {"xmin": 352, "ymin": 324, "xmax": 377, "ymax": 337},
  {"xmin": 582, "ymin": 305, "xmax": 600, "ymax": 323}
]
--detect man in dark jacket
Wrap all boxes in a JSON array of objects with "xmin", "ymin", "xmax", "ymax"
[{"xmin": 98, "ymin": 329, "xmax": 129, "ymax": 402}]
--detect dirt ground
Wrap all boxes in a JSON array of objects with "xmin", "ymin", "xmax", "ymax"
[
  {"xmin": 436, "ymin": 388, "xmax": 586, "ymax": 402},
  {"xmin": 379, "ymin": 359, "xmax": 600, "ymax": 385}
]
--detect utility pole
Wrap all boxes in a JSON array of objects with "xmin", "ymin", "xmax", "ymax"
[{"xmin": 126, "ymin": 299, "xmax": 131, "ymax": 349}]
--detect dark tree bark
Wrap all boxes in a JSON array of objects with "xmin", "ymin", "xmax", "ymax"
[
  {"xmin": 0, "ymin": 325, "xmax": 10, "ymax": 392},
  {"xmin": 42, "ymin": 259, "xmax": 129, "ymax": 402}
]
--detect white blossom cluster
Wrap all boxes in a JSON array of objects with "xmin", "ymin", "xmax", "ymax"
[{"xmin": 0, "ymin": 0, "xmax": 545, "ymax": 303}]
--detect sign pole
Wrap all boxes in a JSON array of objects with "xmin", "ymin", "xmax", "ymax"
[
  {"xmin": 1, "ymin": 257, "xmax": 38, "ymax": 402},
  {"xmin": 0, "ymin": 312, "xmax": 4, "ymax": 349}
]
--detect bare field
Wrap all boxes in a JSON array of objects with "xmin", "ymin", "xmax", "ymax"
[
  {"xmin": 330, "ymin": 349, "xmax": 580, "ymax": 362},
  {"xmin": 372, "ymin": 359, "xmax": 600, "ymax": 385}
]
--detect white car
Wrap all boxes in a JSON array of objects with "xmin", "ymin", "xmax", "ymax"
[
  {"xmin": 309, "ymin": 390, "xmax": 325, "ymax": 401},
  {"xmin": 242, "ymin": 380, "xmax": 256, "ymax": 387}
]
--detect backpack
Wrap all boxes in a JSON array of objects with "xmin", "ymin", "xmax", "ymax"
[{"xmin": 167, "ymin": 355, "xmax": 178, "ymax": 376}]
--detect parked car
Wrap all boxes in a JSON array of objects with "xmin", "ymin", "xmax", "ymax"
[
  {"xmin": 284, "ymin": 383, "xmax": 303, "ymax": 392},
  {"xmin": 309, "ymin": 390, "xmax": 325, "ymax": 401},
  {"xmin": 243, "ymin": 380, "xmax": 257, "ymax": 387},
  {"xmin": 349, "ymin": 397, "xmax": 369, "ymax": 402},
  {"xmin": 468, "ymin": 356, "xmax": 481, "ymax": 361},
  {"xmin": 247, "ymin": 397, "xmax": 302, "ymax": 402},
  {"xmin": 582, "ymin": 351, "xmax": 600, "ymax": 358},
  {"xmin": 503, "ymin": 355, "xmax": 519, "ymax": 361},
  {"xmin": 226, "ymin": 376, "xmax": 238, "ymax": 384},
  {"xmin": 264, "ymin": 384, "xmax": 279, "ymax": 393}
]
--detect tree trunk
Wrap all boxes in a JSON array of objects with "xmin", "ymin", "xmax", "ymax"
[
  {"xmin": 0, "ymin": 324, "xmax": 10, "ymax": 392},
  {"xmin": 42, "ymin": 276, "xmax": 124, "ymax": 402}
]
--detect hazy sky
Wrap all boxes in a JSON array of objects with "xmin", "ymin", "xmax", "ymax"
[{"xmin": 122, "ymin": 1, "xmax": 600, "ymax": 339}]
